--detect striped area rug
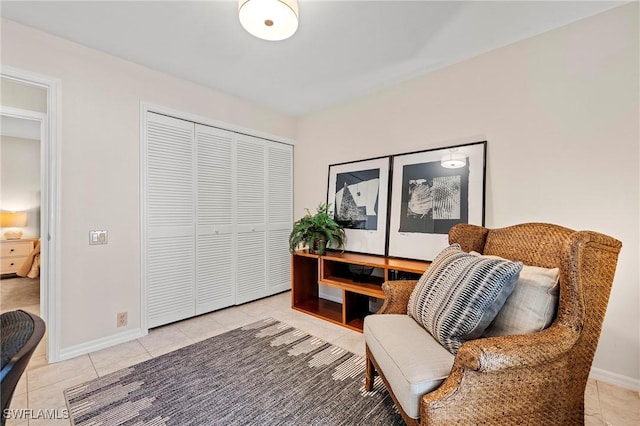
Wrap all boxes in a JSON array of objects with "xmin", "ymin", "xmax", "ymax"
[{"xmin": 64, "ymin": 318, "xmax": 403, "ymax": 425}]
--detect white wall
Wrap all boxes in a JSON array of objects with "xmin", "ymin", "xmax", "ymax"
[
  {"xmin": 296, "ymin": 4, "xmax": 639, "ymax": 385},
  {"xmin": 1, "ymin": 18, "xmax": 296, "ymax": 349},
  {"xmin": 0, "ymin": 135, "xmax": 41, "ymax": 238}
]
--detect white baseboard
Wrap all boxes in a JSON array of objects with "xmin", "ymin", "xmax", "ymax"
[
  {"xmin": 58, "ymin": 328, "xmax": 147, "ymax": 361},
  {"xmin": 590, "ymin": 367, "xmax": 640, "ymax": 391}
]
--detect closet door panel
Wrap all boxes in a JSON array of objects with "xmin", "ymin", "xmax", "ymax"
[
  {"xmin": 235, "ymin": 136, "xmax": 268, "ymax": 302},
  {"xmin": 195, "ymin": 124, "xmax": 235, "ymax": 313},
  {"xmin": 146, "ymin": 112, "xmax": 195, "ymax": 328},
  {"xmin": 266, "ymin": 143, "xmax": 293, "ymax": 294}
]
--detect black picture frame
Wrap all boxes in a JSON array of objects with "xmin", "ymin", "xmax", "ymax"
[
  {"xmin": 327, "ymin": 156, "xmax": 391, "ymax": 256},
  {"xmin": 387, "ymin": 141, "xmax": 487, "ymax": 261}
]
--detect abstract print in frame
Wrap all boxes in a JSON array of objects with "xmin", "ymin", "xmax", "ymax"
[
  {"xmin": 327, "ymin": 157, "xmax": 390, "ymax": 256},
  {"xmin": 388, "ymin": 141, "xmax": 486, "ymax": 261}
]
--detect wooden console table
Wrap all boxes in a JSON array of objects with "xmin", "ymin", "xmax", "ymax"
[{"xmin": 291, "ymin": 250, "xmax": 430, "ymax": 332}]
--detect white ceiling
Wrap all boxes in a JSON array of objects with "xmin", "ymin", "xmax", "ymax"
[{"xmin": 1, "ymin": 1, "xmax": 625, "ymax": 116}]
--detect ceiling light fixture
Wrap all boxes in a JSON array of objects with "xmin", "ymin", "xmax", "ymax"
[
  {"xmin": 238, "ymin": 0, "xmax": 299, "ymax": 41},
  {"xmin": 441, "ymin": 148, "xmax": 467, "ymax": 169}
]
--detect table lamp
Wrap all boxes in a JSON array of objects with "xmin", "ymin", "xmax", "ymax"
[{"xmin": 0, "ymin": 211, "xmax": 28, "ymax": 239}]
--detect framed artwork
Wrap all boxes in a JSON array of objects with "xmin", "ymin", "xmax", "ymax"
[
  {"xmin": 387, "ymin": 141, "xmax": 486, "ymax": 261},
  {"xmin": 327, "ymin": 156, "xmax": 391, "ymax": 256}
]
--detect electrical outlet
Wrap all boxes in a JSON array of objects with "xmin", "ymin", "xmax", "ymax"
[{"xmin": 116, "ymin": 312, "xmax": 128, "ymax": 327}]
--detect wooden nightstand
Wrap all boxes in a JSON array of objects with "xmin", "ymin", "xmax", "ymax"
[{"xmin": 1, "ymin": 238, "xmax": 37, "ymax": 275}]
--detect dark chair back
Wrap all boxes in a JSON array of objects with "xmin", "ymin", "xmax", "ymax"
[{"xmin": 1, "ymin": 310, "xmax": 46, "ymax": 425}]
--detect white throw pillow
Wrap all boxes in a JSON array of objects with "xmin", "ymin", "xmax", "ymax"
[{"xmin": 471, "ymin": 252, "xmax": 560, "ymax": 337}]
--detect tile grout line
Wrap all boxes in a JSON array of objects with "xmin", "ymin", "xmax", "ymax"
[
  {"xmin": 137, "ymin": 338, "xmax": 155, "ymax": 359},
  {"xmin": 87, "ymin": 353, "xmax": 99, "ymax": 378}
]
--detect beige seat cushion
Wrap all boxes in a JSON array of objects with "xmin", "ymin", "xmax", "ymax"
[{"xmin": 364, "ymin": 314, "xmax": 455, "ymax": 419}]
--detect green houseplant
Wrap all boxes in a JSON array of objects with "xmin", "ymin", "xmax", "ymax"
[{"xmin": 289, "ymin": 202, "xmax": 345, "ymax": 256}]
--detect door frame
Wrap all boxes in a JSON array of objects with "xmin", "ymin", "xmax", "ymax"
[{"xmin": 1, "ymin": 66, "xmax": 62, "ymax": 362}]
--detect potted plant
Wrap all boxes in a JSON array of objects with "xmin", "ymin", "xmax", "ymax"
[{"xmin": 289, "ymin": 202, "xmax": 345, "ymax": 256}]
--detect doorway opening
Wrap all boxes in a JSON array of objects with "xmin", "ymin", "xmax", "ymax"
[
  {"xmin": 1, "ymin": 69, "xmax": 61, "ymax": 362},
  {"xmin": 1, "ymin": 115, "xmax": 43, "ymax": 323}
]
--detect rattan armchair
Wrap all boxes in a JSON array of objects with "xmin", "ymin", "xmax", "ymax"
[{"xmin": 364, "ymin": 223, "xmax": 622, "ymax": 425}]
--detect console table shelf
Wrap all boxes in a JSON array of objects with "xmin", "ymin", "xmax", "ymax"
[{"xmin": 291, "ymin": 250, "xmax": 430, "ymax": 332}]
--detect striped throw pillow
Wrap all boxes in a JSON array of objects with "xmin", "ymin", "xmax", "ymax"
[{"xmin": 407, "ymin": 244, "xmax": 523, "ymax": 354}]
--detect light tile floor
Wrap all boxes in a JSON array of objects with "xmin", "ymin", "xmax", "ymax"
[{"xmin": 4, "ymin": 290, "xmax": 640, "ymax": 425}]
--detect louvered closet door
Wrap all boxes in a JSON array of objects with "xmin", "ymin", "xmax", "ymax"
[
  {"xmin": 235, "ymin": 135, "xmax": 267, "ymax": 304},
  {"xmin": 146, "ymin": 112, "xmax": 195, "ymax": 328},
  {"xmin": 195, "ymin": 124, "xmax": 235, "ymax": 314},
  {"xmin": 266, "ymin": 142, "xmax": 293, "ymax": 295}
]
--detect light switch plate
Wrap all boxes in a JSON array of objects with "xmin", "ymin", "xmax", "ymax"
[{"xmin": 89, "ymin": 230, "xmax": 108, "ymax": 245}]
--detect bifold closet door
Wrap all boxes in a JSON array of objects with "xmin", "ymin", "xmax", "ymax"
[
  {"xmin": 145, "ymin": 112, "xmax": 195, "ymax": 328},
  {"xmin": 235, "ymin": 136, "xmax": 293, "ymax": 303},
  {"xmin": 145, "ymin": 111, "xmax": 294, "ymax": 327},
  {"xmin": 235, "ymin": 135, "xmax": 267, "ymax": 304},
  {"xmin": 267, "ymin": 143, "xmax": 293, "ymax": 295},
  {"xmin": 195, "ymin": 124, "xmax": 235, "ymax": 314}
]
